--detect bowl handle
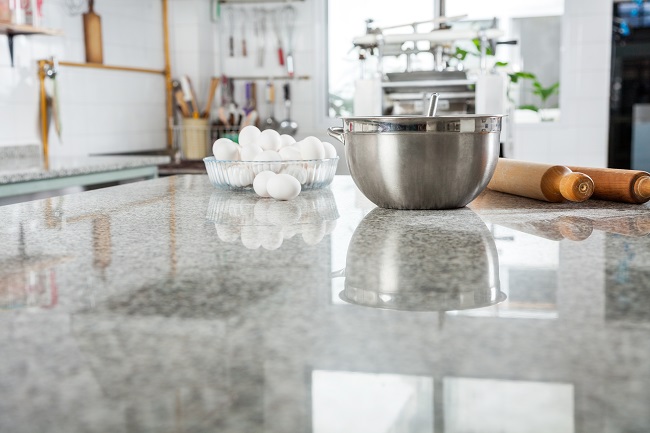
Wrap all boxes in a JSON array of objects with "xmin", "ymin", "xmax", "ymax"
[{"xmin": 327, "ymin": 127, "xmax": 345, "ymax": 144}]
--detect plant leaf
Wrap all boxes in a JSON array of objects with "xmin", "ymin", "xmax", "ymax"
[
  {"xmin": 518, "ymin": 105, "xmax": 539, "ymax": 112},
  {"xmin": 471, "ymin": 38, "xmax": 494, "ymax": 56},
  {"xmin": 495, "ymin": 61, "xmax": 509, "ymax": 67},
  {"xmin": 454, "ymin": 47, "xmax": 469, "ymax": 60},
  {"xmin": 514, "ymin": 72, "xmax": 537, "ymax": 80}
]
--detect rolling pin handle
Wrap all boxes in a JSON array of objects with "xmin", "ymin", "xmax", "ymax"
[
  {"xmin": 635, "ymin": 176, "xmax": 650, "ymax": 200},
  {"xmin": 559, "ymin": 172, "xmax": 594, "ymax": 202}
]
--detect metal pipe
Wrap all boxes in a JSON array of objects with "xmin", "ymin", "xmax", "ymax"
[
  {"xmin": 436, "ymin": 0, "xmax": 445, "ymax": 19},
  {"xmin": 435, "ymin": 0, "xmax": 446, "ymax": 29}
]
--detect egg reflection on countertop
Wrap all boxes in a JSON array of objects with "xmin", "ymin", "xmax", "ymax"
[{"xmin": 207, "ymin": 189, "xmax": 339, "ymax": 250}]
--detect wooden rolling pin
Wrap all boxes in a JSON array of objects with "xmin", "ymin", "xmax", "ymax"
[
  {"xmin": 488, "ymin": 159, "xmax": 594, "ymax": 202},
  {"xmin": 567, "ymin": 167, "xmax": 650, "ymax": 204}
]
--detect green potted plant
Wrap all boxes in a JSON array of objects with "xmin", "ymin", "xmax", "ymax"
[
  {"xmin": 454, "ymin": 40, "xmax": 560, "ymax": 121},
  {"xmin": 511, "ymin": 72, "xmax": 560, "ymax": 120}
]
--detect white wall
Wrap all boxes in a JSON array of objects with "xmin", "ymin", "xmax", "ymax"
[
  {"xmin": 0, "ymin": 0, "xmax": 166, "ymax": 155},
  {"xmin": 511, "ymin": 0, "xmax": 612, "ymax": 167}
]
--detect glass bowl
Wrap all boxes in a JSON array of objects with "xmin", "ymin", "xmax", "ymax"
[{"xmin": 203, "ymin": 156, "xmax": 339, "ymax": 191}]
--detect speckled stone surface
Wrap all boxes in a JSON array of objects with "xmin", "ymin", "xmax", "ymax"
[
  {"xmin": 0, "ymin": 144, "xmax": 42, "ymax": 159},
  {"xmin": 1, "ymin": 175, "xmax": 650, "ymax": 432},
  {"xmin": 0, "ymin": 154, "xmax": 170, "ymax": 184}
]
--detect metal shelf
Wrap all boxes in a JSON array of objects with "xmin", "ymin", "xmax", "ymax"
[
  {"xmin": 387, "ymin": 91, "xmax": 476, "ymax": 101},
  {"xmin": 381, "ymin": 79, "xmax": 475, "ymax": 88},
  {"xmin": 0, "ymin": 23, "xmax": 63, "ymax": 67}
]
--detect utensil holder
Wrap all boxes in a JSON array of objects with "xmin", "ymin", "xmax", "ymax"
[{"xmin": 179, "ymin": 118, "xmax": 210, "ymax": 160}]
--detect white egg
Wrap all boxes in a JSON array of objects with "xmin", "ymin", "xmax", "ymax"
[
  {"xmin": 279, "ymin": 134, "xmax": 297, "ymax": 148},
  {"xmin": 239, "ymin": 166, "xmax": 255, "ymax": 187},
  {"xmin": 267, "ymin": 173, "xmax": 302, "ymax": 201},
  {"xmin": 215, "ymin": 223, "xmax": 240, "ymax": 243},
  {"xmin": 322, "ymin": 141, "xmax": 338, "ymax": 158},
  {"xmin": 302, "ymin": 222, "xmax": 326, "ymax": 245},
  {"xmin": 261, "ymin": 227, "xmax": 284, "ymax": 250},
  {"xmin": 213, "ymin": 138, "xmax": 240, "ymax": 160},
  {"xmin": 257, "ymin": 129, "xmax": 282, "ymax": 151},
  {"xmin": 253, "ymin": 150, "xmax": 282, "ymax": 174},
  {"xmin": 278, "ymin": 145, "xmax": 302, "ymax": 161},
  {"xmin": 307, "ymin": 166, "xmax": 319, "ymax": 185},
  {"xmin": 240, "ymin": 226, "xmax": 262, "ymax": 250},
  {"xmin": 238, "ymin": 125, "xmax": 261, "ymax": 147},
  {"xmin": 281, "ymin": 164, "xmax": 308, "ymax": 184},
  {"xmin": 226, "ymin": 166, "xmax": 243, "ymax": 187},
  {"xmin": 240, "ymin": 143, "xmax": 263, "ymax": 161},
  {"xmin": 253, "ymin": 170, "xmax": 277, "ymax": 198},
  {"xmin": 298, "ymin": 136, "xmax": 325, "ymax": 160}
]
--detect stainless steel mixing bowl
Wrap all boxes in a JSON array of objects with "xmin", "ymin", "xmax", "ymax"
[{"xmin": 327, "ymin": 112, "xmax": 504, "ymax": 210}]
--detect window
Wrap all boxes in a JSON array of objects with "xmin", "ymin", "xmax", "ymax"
[{"xmin": 327, "ymin": 0, "xmax": 435, "ymax": 117}]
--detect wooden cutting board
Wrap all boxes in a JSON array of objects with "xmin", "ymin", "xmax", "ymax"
[{"xmin": 83, "ymin": 0, "xmax": 103, "ymax": 64}]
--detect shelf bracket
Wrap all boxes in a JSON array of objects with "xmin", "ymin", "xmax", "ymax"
[{"xmin": 7, "ymin": 33, "xmax": 14, "ymax": 67}]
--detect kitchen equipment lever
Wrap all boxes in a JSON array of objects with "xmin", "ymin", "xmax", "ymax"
[{"xmin": 427, "ymin": 93, "xmax": 439, "ymax": 116}]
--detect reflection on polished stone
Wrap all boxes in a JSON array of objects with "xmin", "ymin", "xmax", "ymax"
[
  {"xmin": 471, "ymin": 190, "xmax": 650, "ymax": 242},
  {"xmin": 605, "ymin": 232, "xmax": 650, "ymax": 324},
  {"xmin": 207, "ymin": 189, "xmax": 339, "ymax": 249},
  {"xmin": 312, "ymin": 370, "xmax": 433, "ymax": 433},
  {"xmin": 0, "ymin": 223, "xmax": 72, "ymax": 310},
  {"xmin": 340, "ymin": 207, "xmax": 505, "ymax": 311}
]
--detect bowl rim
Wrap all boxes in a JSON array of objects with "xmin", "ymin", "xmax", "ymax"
[
  {"xmin": 337, "ymin": 114, "xmax": 507, "ymax": 121},
  {"xmin": 203, "ymin": 156, "xmax": 340, "ymax": 163}
]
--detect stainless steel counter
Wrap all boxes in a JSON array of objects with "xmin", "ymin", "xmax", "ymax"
[{"xmin": 1, "ymin": 175, "xmax": 649, "ymax": 432}]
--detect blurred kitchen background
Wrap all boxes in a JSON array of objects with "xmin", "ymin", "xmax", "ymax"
[{"xmin": 0, "ymin": 0, "xmax": 646, "ymax": 173}]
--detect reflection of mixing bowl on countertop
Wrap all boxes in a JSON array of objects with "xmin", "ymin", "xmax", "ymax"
[
  {"xmin": 207, "ymin": 189, "xmax": 339, "ymax": 250},
  {"xmin": 340, "ymin": 207, "xmax": 505, "ymax": 311}
]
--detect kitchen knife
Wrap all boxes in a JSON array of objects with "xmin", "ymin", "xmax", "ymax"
[
  {"xmin": 487, "ymin": 158, "xmax": 594, "ymax": 202},
  {"xmin": 566, "ymin": 166, "xmax": 650, "ymax": 204}
]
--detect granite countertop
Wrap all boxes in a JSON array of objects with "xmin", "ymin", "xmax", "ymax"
[
  {"xmin": 1, "ymin": 175, "xmax": 649, "ymax": 432},
  {"xmin": 0, "ymin": 145, "xmax": 170, "ymax": 184}
]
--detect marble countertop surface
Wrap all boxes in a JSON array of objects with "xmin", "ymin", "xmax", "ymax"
[
  {"xmin": 1, "ymin": 175, "xmax": 650, "ymax": 432},
  {"xmin": 0, "ymin": 146, "xmax": 170, "ymax": 184}
]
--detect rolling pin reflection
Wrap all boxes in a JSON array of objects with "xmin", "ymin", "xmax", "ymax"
[
  {"xmin": 492, "ymin": 216, "xmax": 594, "ymax": 242},
  {"xmin": 591, "ymin": 215, "xmax": 650, "ymax": 237},
  {"xmin": 491, "ymin": 215, "xmax": 650, "ymax": 241}
]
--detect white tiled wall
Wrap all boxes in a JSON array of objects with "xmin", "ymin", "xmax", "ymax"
[
  {"xmin": 513, "ymin": 0, "xmax": 613, "ymax": 167},
  {"xmin": 1, "ymin": 0, "xmax": 615, "ymax": 168},
  {"xmin": 0, "ymin": 0, "xmax": 167, "ymax": 155}
]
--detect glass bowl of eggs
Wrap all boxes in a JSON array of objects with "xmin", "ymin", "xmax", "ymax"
[{"xmin": 204, "ymin": 126, "xmax": 339, "ymax": 191}]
